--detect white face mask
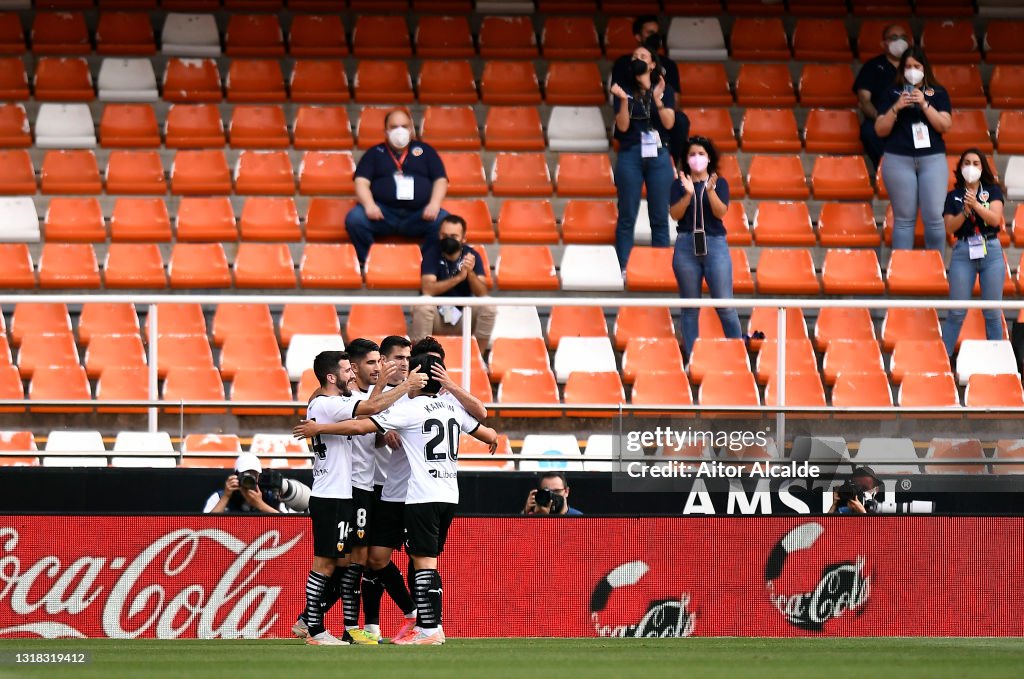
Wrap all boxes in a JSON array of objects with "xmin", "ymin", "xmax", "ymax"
[
  {"xmin": 388, "ymin": 127, "xmax": 411, "ymax": 150},
  {"xmin": 904, "ymin": 68, "xmax": 925, "ymax": 86},
  {"xmin": 888, "ymin": 38, "xmax": 908, "ymax": 58},
  {"xmin": 961, "ymin": 165, "xmax": 982, "ymax": 184}
]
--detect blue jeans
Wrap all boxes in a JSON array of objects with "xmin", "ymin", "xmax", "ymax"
[
  {"xmin": 881, "ymin": 152, "xmax": 947, "ymax": 251},
  {"xmin": 614, "ymin": 144, "xmax": 674, "ymax": 269},
  {"xmin": 942, "ymin": 238, "xmax": 1004, "ymax": 356},
  {"xmin": 345, "ymin": 203, "xmax": 448, "ymax": 264},
  {"xmin": 673, "ymin": 232, "xmax": 743, "ymax": 355}
]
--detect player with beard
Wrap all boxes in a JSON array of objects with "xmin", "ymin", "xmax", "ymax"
[
  {"xmin": 296, "ymin": 350, "xmax": 426, "ymax": 646},
  {"xmin": 294, "ymin": 353, "xmax": 496, "ymax": 645}
]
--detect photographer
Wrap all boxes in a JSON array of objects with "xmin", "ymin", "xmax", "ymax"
[
  {"xmin": 203, "ymin": 453, "xmax": 283, "ymax": 514},
  {"xmin": 829, "ymin": 466, "xmax": 884, "ymax": 515},
  {"xmin": 522, "ymin": 472, "xmax": 583, "ymax": 516}
]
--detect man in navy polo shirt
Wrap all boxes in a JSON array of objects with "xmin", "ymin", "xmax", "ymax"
[
  {"xmin": 853, "ymin": 23, "xmax": 913, "ymax": 169},
  {"xmin": 345, "ymin": 109, "xmax": 450, "ymax": 266},
  {"xmin": 411, "ymin": 214, "xmax": 496, "ymax": 349}
]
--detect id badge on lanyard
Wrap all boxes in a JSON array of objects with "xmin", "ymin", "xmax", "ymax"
[
  {"xmin": 394, "ymin": 173, "xmax": 415, "ymax": 201},
  {"xmin": 640, "ymin": 130, "xmax": 660, "ymax": 158},
  {"xmin": 911, "ymin": 122, "xmax": 931, "ymax": 149},
  {"xmin": 967, "ymin": 233, "xmax": 986, "ymax": 260}
]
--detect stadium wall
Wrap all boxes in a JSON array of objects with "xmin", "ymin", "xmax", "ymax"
[{"xmin": 1, "ymin": 515, "xmax": 1022, "ymax": 639}]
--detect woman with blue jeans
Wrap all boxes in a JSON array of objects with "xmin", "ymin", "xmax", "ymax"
[
  {"xmin": 941, "ymin": 148, "xmax": 1005, "ymax": 357},
  {"xmin": 669, "ymin": 136, "xmax": 742, "ymax": 356},
  {"xmin": 875, "ymin": 47, "xmax": 953, "ymax": 251},
  {"xmin": 610, "ymin": 45, "xmax": 676, "ymax": 271}
]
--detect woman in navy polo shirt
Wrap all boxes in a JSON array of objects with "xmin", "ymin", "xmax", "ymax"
[
  {"xmin": 941, "ymin": 148, "xmax": 1005, "ymax": 357},
  {"xmin": 669, "ymin": 136, "xmax": 742, "ymax": 357},
  {"xmin": 610, "ymin": 44, "xmax": 676, "ymax": 271},
  {"xmin": 875, "ymin": 47, "xmax": 953, "ymax": 251}
]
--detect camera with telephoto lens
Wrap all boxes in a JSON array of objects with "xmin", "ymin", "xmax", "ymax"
[
  {"xmin": 836, "ymin": 480, "xmax": 864, "ymax": 506},
  {"xmin": 238, "ymin": 469, "xmax": 261, "ymax": 492},
  {"xmin": 535, "ymin": 489, "xmax": 566, "ymax": 513},
  {"xmin": 260, "ymin": 470, "xmax": 311, "ymax": 512}
]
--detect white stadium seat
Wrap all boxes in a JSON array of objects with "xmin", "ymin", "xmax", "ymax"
[
  {"xmin": 34, "ymin": 103, "xmax": 96, "ymax": 148},
  {"xmin": 553, "ymin": 336, "xmax": 616, "ymax": 382},
  {"xmin": 250, "ymin": 433, "xmax": 310, "ymax": 456},
  {"xmin": 559, "ymin": 245, "xmax": 624, "ymax": 292},
  {"xmin": 583, "ymin": 434, "xmax": 615, "ymax": 472},
  {"xmin": 488, "ymin": 306, "xmax": 544, "ymax": 346},
  {"xmin": 519, "ymin": 434, "xmax": 584, "ymax": 471},
  {"xmin": 547, "ymin": 107, "xmax": 608, "ymax": 152},
  {"xmin": 634, "ymin": 199, "xmax": 678, "ymax": 245},
  {"xmin": 113, "ymin": 431, "xmax": 174, "ymax": 452},
  {"xmin": 98, "ymin": 58, "xmax": 159, "ymax": 101},
  {"xmin": 667, "ymin": 17, "xmax": 728, "ymax": 61},
  {"xmin": 955, "ymin": 339, "xmax": 1019, "ymax": 386},
  {"xmin": 854, "ymin": 438, "xmax": 922, "ymax": 474},
  {"xmin": 43, "ymin": 430, "xmax": 107, "ymax": 467},
  {"xmin": 0, "ymin": 197, "xmax": 41, "ymax": 242},
  {"xmin": 161, "ymin": 14, "xmax": 222, "ymax": 57},
  {"xmin": 285, "ymin": 334, "xmax": 345, "ymax": 381},
  {"xmin": 1005, "ymin": 156, "xmax": 1024, "ymax": 201}
]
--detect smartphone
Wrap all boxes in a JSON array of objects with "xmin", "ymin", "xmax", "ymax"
[
  {"xmin": 693, "ymin": 230, "xmax": 708, "ymax": 257},
  {"xmin": 902, "ymin": 84, "xmax": 917, "ymax": 108}
]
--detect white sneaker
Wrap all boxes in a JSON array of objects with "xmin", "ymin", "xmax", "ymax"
[
  {"xmin": 306, "ymin": 630, "xmax": 349, "ymax": 646},
  {"xmin": 292, "ymin": 616, "xmax": 309, "ymax": 639}
]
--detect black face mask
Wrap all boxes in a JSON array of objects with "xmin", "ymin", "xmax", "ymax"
[
  {"xmin": 631, "ymin": 58, "xmax": 649, "ymax": 77},
  {"xmin": 440, "ymin": 236, "xmax": 462, "ymax": 255},
  {"xmin": 643, "ymin": 33, "xmax": 663, "ymax": 54}
]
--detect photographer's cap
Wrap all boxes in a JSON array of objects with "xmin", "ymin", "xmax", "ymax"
[{"xmin": 235, "ymin": 453, "xmax": 262, "ymax": 473}]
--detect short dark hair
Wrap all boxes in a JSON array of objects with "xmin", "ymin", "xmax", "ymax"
[
  {"xmin": 411, "ymin": 336, "xmax": 445, "ymax": 360},
  {"xmin": 441, "ymin": 214, "xmax": 467, "ymax": 233},
  {"xmin": 409, "ymin": 353, "xmax": 443, "ymax": 395},
  {"xmin": 681, "ymin": 136, "xmax": 720, "ymax": 176},
  {"xmin": 313, "ymin": 350, "xmax": 348, "ymax": 387},
  {"xmin": 540, "ymin": 471, "xmax": 568, "ymax": 489},
  {"xmin": 380, "ymin": 335, "xmax": 412, "ymax": 357},
  {"xmin": 633, "ymin": 15, "xmax": 658, "ymax": 36},
  {"xmin": 346, "ymin": 338, "xmax": 379, "ymax": 363}
]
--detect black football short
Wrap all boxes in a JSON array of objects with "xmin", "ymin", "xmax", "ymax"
[
  {"xmin": 346, "ymin": 486, "xmax": 380, "ymax": 550},
  {"xmin": 404, "ymin": 502, "xmax": 456, "ymax": 557},
  {"xmin": 370, "ymin": 496, "xmax": 406, "ymax": 550},
  {"xmin": 308, "ymin": 496, "xmax": 354, "ymax": 559}
]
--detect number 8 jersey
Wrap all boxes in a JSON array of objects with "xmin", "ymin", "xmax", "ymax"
[{"xmin": 369, "ymin": 394, "xmax": 479, "ymax": 504}]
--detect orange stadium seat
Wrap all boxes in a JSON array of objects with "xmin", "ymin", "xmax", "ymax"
[
  {"xmin": 0, "ymin": 244, "xmax": 35, "ymax": 289},
  {"xmin": 899, "ymin": 372, "xmax": 959, "ymax": 409},
  {"xmin": 886, "ymin": 250, "xmax": 949, "ymax": 296},
  {"xmin": 175, "ymin": 197, "xmax": 237, "ymax": 242},
  {"xmin": 109, "ymin": 198, "xmax": 171, "ymax": 241},
  {"xmin": 143, "ymin": 304, "xmax": 206, "ymax": 342},
  {"xmin": 561, "ymin": 200, "xmax": 615, "ymax": 244},
  {"xmin": 440, "ymin": 152, "xmax": 488, "ymax": 196},
  {"xmin": 915, "ymin": 0, "xmax": 974, "ymax": 17},
  {"xmin": 497, "ymin": 200, "xmax": 558, "ymax": 243},
  {"xmin": 890, "ymin": 339, "xmax": 952, "ymax": 384},
  {"xmin": 234, "ymin": 243, "xmax": 296, "ymax": 288},
  {"xmin": 44, "ymin": 197, "xmax": 104, "ymax": 242},
  {"xmin": 298, "ymin": 151, "xmax": 356, "ymax": 196},
  {"xmin": 41, "ymin": 150, "xmax": 101, "ymax": 194},
  {"xmin": 0, "ymin": 58, "xmax": 28, "ymax": 100},
  {"xmin": 686, "ymin": 108, "xmax": 737, "ymax": 152},
  {"xmin": 171, "ymin": 150, "xmax": 231, "ymax": 194},
  {"xmin": 764, "ymin": 371, "xmax": 826, "ymax": 408},
  {"xmin": 740, "ymin": 109, "xmax": 801, "ymax": 153},
  {"xmin": 602, "ymin": 17, "xmax": 635, "ymax": 55},
  {"xmin": 676, "ymin": 63, "xmax": 732, "ymax": 107},
  {"xmin": 34, "ymin": 57, "xmax": 93, "ymax": 101},
  {"xmin": 220, "ymin": 332, "xmax": 283, "ymax": 380},
  {"xmin": 542, "ymin": 16, "xmax": 600, "ymax": 60},
  {"xmin": 289, "ymin": 60, "xmax": 349, "ymax": 103},
  {"xmin": 299, "ymin": 243, "xmax": 362, "ymax": 289},
  {"xmin": 747, "ymin": 307, "xmax": 807, "ymax": 350},
  {"xmin": 753, "ymin": 201, "xmax": 816, "ymax": 246},
  {"xmin": 479, "ymin": 16, "xmax": 538, "ymax": 59},
  {"xmin": 0, "ymin": 103, "xmax": 29, "ymax": 147},
  {"xmin": 304, "ymin": 198, "xmax": 353, "ymax": 242},
  {"xmin": 104, "ymin": 243, "xmax": 167, "ymax": 288},
  {"xmin": 156, "ymin": 334, "xmax": 214, "ymax": 378},
  {"xmin": 497, "ymin": 369, "xmax": 559, "ymax": 415},
  {"xmin": 698, "ymin": 369, "xmax": 759, "ymax": 408},
  {"xmin": 289, "ymin": 15, "xmax": 348, "ymax": 58},
  {"xmin": 0, "ymin": 14, "xmax": 25, "ymax": 55},
  {"xmin": 990, "ymin": 65, "xmax": 1024, "ymax": 109},
  {"xmin": 423, "ymin": 106, "xmax": 482, "ymax": 151},
  {"xmin": 168, "ymin": 243, "xmax": 232, "ymax": 288},
  {"xmin": 84, "ymin": 333, "xmax": 145, "ymax": 379},
  {"xmin": 614, "ymin": 306, "xmax": 675, "ymax": 350},
  {"xmin": 726, "ymin": 0, "xmax": 785, "ymax": 15},
  {"xmin": 630, "ymin": 368, "xmax": 693, "ymax": 407},
  {"xmin": 353, "ymin": 61, "xmax": 414, "ymax": 103},
  {"xmin": 442, "ymin": 198, "xmax": 494, "ymax": 243},
  {"xmin": 352, "ymin": 16, "xmax": 411, "ymax": 58},
  {"xmin": 365, "ymin": 243, "xmax": 421, "ymax": 289},
  {"xmin": 481, "ymin": 62, "xmax": 541, "ymax": 105},
  {"xmin": 355, "ymin": 106, "xmax": 398, "ymax": 149},
  {"xmin": 687, "ymin": 338, "xmax": 748, "ymax": 386},
  {"xmin": 0, "ymin": 430, "xmax": 37, "ymax": 463},
  {"xmin": 814, "ymin": 307, "xmax": 876, "ymax": 352},
  {"xmin": 564, "ymin": 371, "xmax": 624, "ymax": 416},
  {"xmin": 747, "ymin": 155, "xmax": 809, "ymax": 200},
  {"xmin": 556, "ymin": 154, "xmax": 615, "ymax": 197},
  {"xmin": 17, "ymin": 332, "xmax": 79, "ymax": 379},
  {"xmin": 416, "ymin": 16, "xmax": 474, "ymax": 58},
  {"xmin": 237, "ymin": 196, "xmax": 299, "ymax": 242},
  {"xmin": 822, "ymin": 248, "xmax": 885, "ymax": 295},
  {"xmin": 755, "ymin": 338, "xmax": 818, "ymax": 385},
  {"xmin": 229, "ymin": 105, "xmax": 289, "ymax": 148},
  {"xmin": 344, "ymin": 305, "xmax": 407, "ymax": 343},
  {"xmin": 992, "ymin": 439, "xmax": 1024, "ymax": 474},
  {"xmin": 165, "ymin": 104, "xmax": 225, "ymax": 149},
  {"xmin": 756, "ymin": 249, "xmax": 820, "ymax": 295},
  {"xmin": 225, "ymin": 15, "xmax": 284, "ymax": 57},
  {"xmin": 163, "ymin": 366, "xmax": 226, "ymax": 414},
  {"xmin": 966, "ymin": 374, "xmax": 1024, "ymax": 408},
  {"xmin": 984, "ymin": 21, "xmax": 1024, "ymax": 64},
  {"xmin": 95, "ymin": 365, "xmax": 147, "ymax": 413},
  {"xmin": 735, "ymin": 64, "xmax": 795, "ymax": 107},
  {"xmin": 96, "ymin": 13, "xmax": 156, "ymax": 55},
  {"xmin": 279, "ymin": 304, "xmax": 340, "ymax": 347},
  {"xmin": 226, "ymin": 60, "xmax": 286, "ymax": 102},
  {"xmin": 162, "ymin": 58, "xmax": 222, "ymax": 102},
  {"xmin": 822, "ymin": 339, "xmax": 885, "ymax": 386},
  {"xmin": 832, "ymin": 370, "xmax": 893, "ymax": 408},
  {"xmin": 292, "ymin": 106, "xmax": 352, "ymax": 150},
  {"xmin": 37, "ymin": 243, "xmax": 100, "ymax": 289},
  {"xmin": 621, "ymin": 337, "xmax": 684, "ymax": 384},
  {"xmin": 921, "ymin": 19, "xmax": 978, "ymax": 64},
  {"xmin": 30, "ymin": 365, "xmax": 91, "ymax": 413},
  {"xmin": 235, "ymin": 150, "xmax": 294, "ymax": 195},
  {"xmin": 818, "ymin": 202, "xmax": 880, "ymax": 247},
  {"xmin": 78, "ymin": 303, "xmax": 139, "ymax": 345},
  {"xmin": 811, "ymin": 156, "xmax": 874, "ymax": 200},
  {"xmin": 31, "ymin": 12, "xmax": 90, "ymax": 54},
  {"xmin": 496, "ymin": 245, "xmax": 559, "ymax": 291},
  {"xmin": 105, "ymin": 152, "xmax": 167, "ymax": 195},
  {"xmin": 484, "ymin": 106, "xmax": 543, "ymax": 151},
  {"xmin": 625, "ymin": 248, "xmax": 675, "ymax": 293},
  {"xmin": 881, "ymin": 308, "xmax": 942, "ymax": 352},
  {"xmin": 10, "ymin": 304, "xmax": 71, "ymax": 346},
  {"xmin": 934, "ymin": 65, "xmax": 987, "ymax": 108},
  {"xmin": 925, "ymin": 438, "xmax": 986, "ymax": 474},
  {"xmin": 230, "ymin": 366, "xmax": 293, "ymax": 415},
  {"xmin": 792, "ymin": 18, "xmax": 851, "ymax": 61},
  {"xmin": 804, "ymin": 109, "xmax": 862, "ymax": 155},
  {"xmin": 418, "ymin": 60, "xmax": 478, "ymax": 105},
  {"xmin": 998, "ymin": 111, "xmax": 1024, "ymax": 154},
  {"xmin": 721, "ymin": 203, "xmax": 752, "ymax": 245},
  {"xmin": 957, "ymin": 308, "xmax": 1009, "ymax": 346},
  {"xmin": 730, "ymin": 17, "xmax": 790, "ymax": 61},
  {"xmin": 488, "ymin": 337, "xmax": 550, "ymax": 383},
  {"xmin": 544, "ymin": 62, "xmax": 605, "ymax": 106},
  {"xmin": 296, "ymin": 369, "xmax": 319, "ymax": 403},
  {"xmin": 0, "ymin": 149, "xmax": 35, "ymax": 194},
  {"xmin": 99, "ymin": 104, "xmax": 160, "ymax": 148},
  {"xmin": 944, "ymin": 110, "xmax": 994, "ymax": 154},
  {"xmin": 799, "ymin": 64, "xmax": 857, "ymax": 108}
]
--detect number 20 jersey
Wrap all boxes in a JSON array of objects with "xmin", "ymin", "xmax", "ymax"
[
  {"xmin": 370, "ymin": 394, "xmax": 479, "ymax": 505},
  {"xmin": 306, "ymin": 394, "xmax": 362, "ymax": 499}
]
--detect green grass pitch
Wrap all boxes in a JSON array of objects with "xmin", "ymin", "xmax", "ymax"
[{"xmin": 1, "ymin": 638, "xmax": 1023, "ymax": 679}]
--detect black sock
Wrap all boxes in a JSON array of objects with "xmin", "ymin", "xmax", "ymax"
[
  {"xmin": 361, "ymin": 569, "xmax": 384, "ymax": 626},
  {"xmin": 319, "ymin": 570, "xmax": 343, "ymax": 617},
  {"xmin": 303, "ymin": 570, "xmax": 330, "ymax": 636},
  {"xmin": 380, "ymin": 561, "xmax": 416, "ymax": 615},
  {"xmin": 413, "ymin": 568, "xmax": 441, "ymax": 631},
  {"xmin": 341, "ymin": 563, "xmax": 364, "ymax": 628}
]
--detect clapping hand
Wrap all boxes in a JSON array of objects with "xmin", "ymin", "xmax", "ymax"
[
  {"xmin": 679, "ymin": 173, "xmax": 695, "ymax": 195},
  {"xmin": 609, "ymin": 83, "xmax": 628, "ymax": 101}
]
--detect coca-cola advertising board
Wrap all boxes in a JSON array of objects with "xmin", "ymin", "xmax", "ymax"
[{"xmin": 1, "ymin": 516, "xmax": 1021, "ymax": 638}]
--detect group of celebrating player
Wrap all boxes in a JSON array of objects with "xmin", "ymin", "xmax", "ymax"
[{"xmin": 290, "ymin": 336, "xmax": 499, "ymax": 646}]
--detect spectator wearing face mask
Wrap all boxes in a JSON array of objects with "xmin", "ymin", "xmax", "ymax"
[
  {"xmin": 854, "ymin": 24, "xmax": 913, "ymax": 169},
  {"xmin": 941, "ymin": 148, "xmax": 1006, "ymax": 357},
  {"xmin": 875, "ymin": 47, "xmax": 953, "ymax": 251},
  {"xmin": 345, "ymin": 108, "xmax": 450, "ymax": 267},
  {"xmin": 669, "ymin": 136, "xmax": 742, "ymax": 358},
  {"xmin": 609, "ymin": 45, "xmax": 676, "ymax": 272}
]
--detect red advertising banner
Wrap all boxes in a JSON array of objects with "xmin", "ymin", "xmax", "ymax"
[{"xmin": 0, "ymin": 516, "xmax": 1021, "ymax": 639}]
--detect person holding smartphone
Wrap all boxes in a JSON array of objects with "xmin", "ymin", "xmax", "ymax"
[
  {"xmin": 669, "ymin": 136, "xmax": 742, "ymax": 358},
  {"xmin": 875, "ymin": 46, "xmax": 953, "ymax": 251}
]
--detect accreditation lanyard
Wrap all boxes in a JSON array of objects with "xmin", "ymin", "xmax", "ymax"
[{"xmin": 389, "ymin": 147, "xmax": 414, "ymax": 201}]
